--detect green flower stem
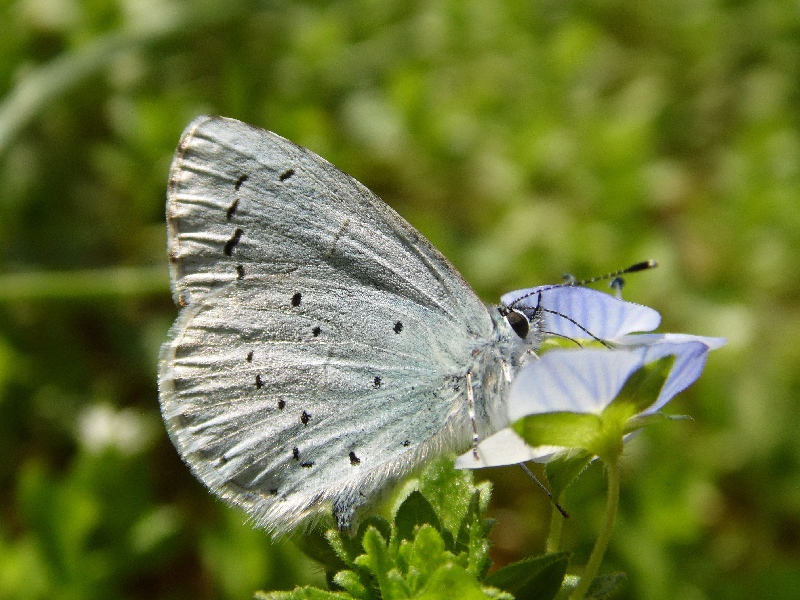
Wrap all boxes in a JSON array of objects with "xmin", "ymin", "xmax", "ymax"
[
  {"xmin": 546, "ymin": 493, "xmax": 565, "ymax": 553},
  {"xmin": 569, "ymin": 458, "xmax": 620, "ymax": 600}
]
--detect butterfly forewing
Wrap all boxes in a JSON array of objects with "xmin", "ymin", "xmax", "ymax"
[
  {"xmin": 160, "ymin": 116, "xmax": 495, "ymax": 533},
  {"xmin": 166, "ymin": 116, "xmax": 479, "ymax": 319}
]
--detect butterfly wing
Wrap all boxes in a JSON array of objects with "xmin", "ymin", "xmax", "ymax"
[{"xmin": 159, "ymin": 116, "xmax": 494, "ymax": 533}]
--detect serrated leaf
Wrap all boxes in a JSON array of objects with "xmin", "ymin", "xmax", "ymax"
[
  {"xmin": 327, "ymin": 516, "xmax": 393, "ymax": 570},
  {"xmin": 274, "ymin": 462, "xmax": 501, "ymax": 600},
  {"xmin": 356, "ymin": 516, "xmax": 393, "ymax": 554},
  {"xmin": 417, "ymin": 455, "xmax": 477, "ymax": 534},
  {"xmin": 406, "ymin": 525, "xmax": 447, "ymax": 591},
  {"xmin": 416, "ymin": 563, "xmax": 491, "ymax": 600},
  {"xmin": 484, "ymin": 552, "xmax": 569, "ymax": 600},
  {"xmin": 355, "ymin": 527, "xmax": 408, "ymax": 599},
  {"xmin": 255, "ymin": 586, "xmax": 354, "ymax": 599},
  {"xmin": 455, "ymin": 491, "xmax": 492, "ymax": 578},
  {"xmin": 331, "ymin": 569, "xmax": 371, "ymax": 600}
]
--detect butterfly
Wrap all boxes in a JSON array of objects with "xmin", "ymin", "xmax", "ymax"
[{"xmin": 159, "ymin": 115, "xmax": 545, "ymax": 535}]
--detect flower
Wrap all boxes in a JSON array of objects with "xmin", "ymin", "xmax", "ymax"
[{"xmin": 457, "ymin": 285, "xmax": 726, "ymax": 469}]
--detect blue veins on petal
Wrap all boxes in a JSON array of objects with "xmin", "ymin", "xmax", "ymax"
[{"xmin": 508, "ymin": 348, "xmax": 648, "ymax": 420}]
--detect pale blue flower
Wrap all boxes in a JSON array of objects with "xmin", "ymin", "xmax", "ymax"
[{"xmin": 457, "ymin": 286, "xmax": 725, "ymax": 469}]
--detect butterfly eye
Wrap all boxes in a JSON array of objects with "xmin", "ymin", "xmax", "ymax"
[{"xmin": 505, "ymin": 309, "xmax": 530, "ymax": 339}]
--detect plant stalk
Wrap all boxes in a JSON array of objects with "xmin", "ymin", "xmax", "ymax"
[{"xmin": 569, "ymin": 458, "xmax": 619, "ymax": 600}]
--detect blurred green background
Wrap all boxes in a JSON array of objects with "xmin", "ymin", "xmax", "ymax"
[{"xmin": 0, "ymin": 0, "xmax": 797, "ymax": 598}]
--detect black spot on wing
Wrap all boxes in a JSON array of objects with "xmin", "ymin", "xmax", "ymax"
[
  {"xmin": 277, "ymin": 399, "xmax": 286, "ymax": 410},
  {"xmin": 300, "ymin": 462, "xmax": 314, "ymax": 468},
  {"xmin": 236, "ymin": 264, "xmax": 245, "ymax": 279},
  {"xmin": 246, "ymin": 351, "xmax": 253, "ymax": 362},
  {"xmin": 270, "ymin": 488, "xmax": 279, "ymax": 495},
  {"xmin": 234, "ymin": 174, "xmax": 249, "ymax": 190},
  {"xmin": 279, "ymin": 168, "xmax": 295, "ymax": 182},
  {"xmin": 301, "ymin": 410, "xmax": 311, "ymax": 425},
  {"xmin": 312, "ymin": 326, "xmax": 321, "ymax": 337},
  {"xmin": 349, "ymin": 451, "xmax": 361, "ymax": 465},
  {"xmin": 394, "ymin": 321, "xmax": 403, "ymax": 334},
  {"xmin": 373, "ymin": 376, "xmax": 381, "ymax": 389},
  {"xmin": 224, "ymin": 228, "xmax": 243, "ymax": 256},
  {"xmin": 292, "ymin": 447, "xmax": 300, "ymax": 460},
  {"xmin": 226, "ymin": 199, "xmax": 238, "ymax": 220},
  {"xmin": 291, "ymin": 292, "xmax": 302, "ymax": 307},
  {"xmin": 255, "ymin": 374, "xmax": 263, "ymax": 389},
  {"xmin": 402, "ymin": 440, "xmax": 411, "ymax": 447}
]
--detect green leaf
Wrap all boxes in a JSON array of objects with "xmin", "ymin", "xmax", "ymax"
[
  {"xmin": 417, "ymin": 455, "xmax": 484, "ymax": 535},
  {"xmin": 416, "ymin": 563, "xmax": 494, "ymax": 600},
  {"xmin": 405, "ymin": 525, "xmax": 447, "ymax": 591},
  {"xmin": 357, "ymin": 516, "xmax": 393, "ymax": 547},
  {"xmin": 395, "ymin": 491, "xmax": 442, "ymax": 543},
  {"xmin": 327, "ymin": 516, "xmax": 393, "ymax": 569},
  {"xmin": 455, "ymin": 491, "xmax": 493, "ymax": 578},
  {"xmin": 355, "ymin": 528, "xmax": 408, "ymax": 599},
  {"xmin": 295, "ymin": 526, "xmax": 350, "ymax": 575},
  {"xmin": 545, "ymin": 452, "xmax": 594, "ymax": 499},
  {"xmin": 331, "ymin": 570, "xmax": 370, "ymax": 599},
  {"xmin": 585, "ymin": 572, "xmax": 626, "ymax": 598},
  {"xmin": 485, "ymin": 552, "xmax": 570, "ymax": 600},
  {"xmin": 255, "ymin": 586, "xmax": 354, "ymax": 599},
  {"xmin": 285, "ymin": 458, "xmax": 502, "ymax": 600}
]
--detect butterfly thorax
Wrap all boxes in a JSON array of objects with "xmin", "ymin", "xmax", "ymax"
[{"xmin": 464, "ymin": 305, "xmax": 544, "ymax": 442}]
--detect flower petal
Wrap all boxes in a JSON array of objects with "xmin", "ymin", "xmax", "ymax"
[
  {"xmin": 455, "ymin": 428, "xmax": 568, "ymax": 468},
  {"xmin": 614, "ymin": 334, "xmax": 726, "ymax": 413},
  {"xmin": 455, "ymin": 429, "xmax": 536, "ymax": 468},
  {"xmin": 507, "ymin": 348, "xmax": 647, "ymax": 421},
  {"xmin": 615, "ymin": 333, "xmax": 727, "ymax": 350},
  {"xmin": 501, "ymin": 286, "xmax": 661, "ymax": 339}
]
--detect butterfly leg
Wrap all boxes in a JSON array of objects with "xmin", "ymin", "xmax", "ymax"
[{"xmin": 466, "ymin": 371, "xmax": 479, "ymax": 459}]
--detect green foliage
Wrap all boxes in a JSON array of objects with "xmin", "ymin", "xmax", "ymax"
[
  {"xmin": 485, "ymin": 554, "xmax": 570, "ymax": 600},
  {"xmin": 259, "ymin": 458, "xmax": 590, "ymax": 600}
]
